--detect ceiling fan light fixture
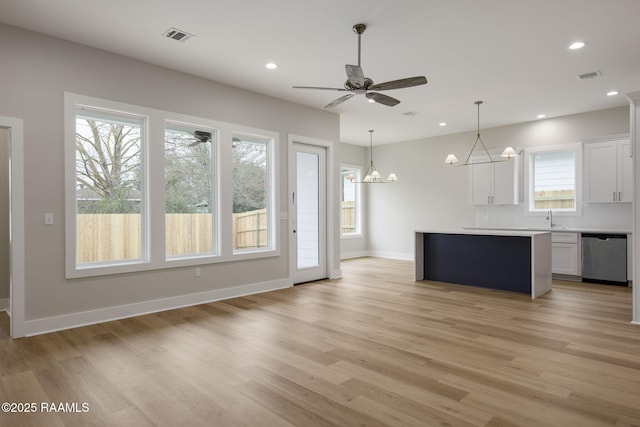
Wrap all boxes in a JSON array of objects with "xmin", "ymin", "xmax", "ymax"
[{"xmin": 292, "ymin": 23, "xmax": 427, "ymax": 108}]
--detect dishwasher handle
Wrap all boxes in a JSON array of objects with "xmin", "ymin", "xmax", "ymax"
[{"xmin": 581, "ymin": 233, "xmax": 627, "ymax": 240}]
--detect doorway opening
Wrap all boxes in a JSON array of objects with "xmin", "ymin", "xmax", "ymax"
[
  {"xmin": 288, "ymin": 134, "xmax": 339, "ymax": 285},
  {"xmin": 0, "ymin": 116, "xmax": 25, "ymax": 338}
]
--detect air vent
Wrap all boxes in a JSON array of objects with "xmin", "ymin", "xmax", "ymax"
[
  {"xmin": 164, "ymin": 28, "xmax": 193, "ymax": 42},
  {"xmin": 577, "ymin": 70, "xmax": 602, "ymax": 80}
]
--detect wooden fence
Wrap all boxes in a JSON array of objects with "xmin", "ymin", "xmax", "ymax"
[
  {"xmin": 534, "ymin": 189, "xmax": 575, "ymax": 209},
  {"xmin": 232, "ymin": 209, "xmax": 267, "ymax": 250},
  {"xmin": 77, "ymin": 209, "xmax": 267, "ymax": 263},
  {"xmin": 77, "ymin": 214, "xmax": 141, "ymax": 263},
  {"xmin": 341, "ymin": 201, "xmax": 356, "ymax": 234}
]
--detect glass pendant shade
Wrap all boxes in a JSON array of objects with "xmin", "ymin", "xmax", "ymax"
[
  {"xmin": 444, "ymin": 154, "xmax": 459, "ymax": 165},
  {"xmin": 501, "ymin": 146, "xmax": 518, "ymax": 158}
]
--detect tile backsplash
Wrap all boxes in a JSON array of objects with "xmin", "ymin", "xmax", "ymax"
[{"xmin": 475, "ymin": 202, "xmax": 632, "ymax": 231}]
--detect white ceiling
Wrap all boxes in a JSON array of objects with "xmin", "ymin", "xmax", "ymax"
[{"xmin": 1, "ymin": 0, "xmax": 639, "ymax": 146}]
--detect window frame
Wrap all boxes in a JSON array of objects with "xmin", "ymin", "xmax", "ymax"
[
  {"xmin": 164, "ymin": 120, "xmax": 219, "ymax": 260},
  {"xmin": 231, "ymin": 130, "xmax": 277, "ymax": 257},
  {"xmin": 524, "ymin": 143, "xmax": 582, "ymax": 216},
  {"xmin": 65, "ymin": 92, "xmax": 279, "ymax": 279},
  {"xmin": 340, "ymin": 164, "xmax": 363, "ymax": 238}
]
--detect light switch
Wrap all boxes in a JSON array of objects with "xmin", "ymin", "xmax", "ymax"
[{"xmin": 44, "ymin": 213, "xmax": 54, "ymax": 225}]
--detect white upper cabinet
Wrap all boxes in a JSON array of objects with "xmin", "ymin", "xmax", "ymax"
[
  {"xmin": 470, "ymin": 154, "xmax": 519, "ymax": 205},
  {"xmin": 583, "ymin": 136, "xmax": 632, "ymax": 203}
]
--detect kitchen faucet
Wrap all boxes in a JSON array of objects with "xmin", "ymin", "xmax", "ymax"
[{"xmin": 546, "ymin": 210, "xmax": 555, "ymax": 228}]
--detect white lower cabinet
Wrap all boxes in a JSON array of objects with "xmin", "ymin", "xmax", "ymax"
[{"xmin": 551, "ymin": 232, "xmax": 580, "ymax": 276}]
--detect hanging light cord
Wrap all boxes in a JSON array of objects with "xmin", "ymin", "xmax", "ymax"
[{"xmin": 462, "ymin": 101, "xmax": 495, "ymax": 165}]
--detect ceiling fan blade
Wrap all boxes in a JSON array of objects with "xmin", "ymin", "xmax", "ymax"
[
  {"xmin": 325, "ymin": 94, "xmax": 355, "ymax": 108},
  {"xmin": 365, "ymin": 92, "xmax": 400, "ymax": 107},
  {"xmin": 368, "ymin": 76, "xmax": 427, "ymax": 91},
  {"xmin": 345, "ymin": 64, "xmax": 365, "ymax": 87},
  {"xmin": 293, "ymin": 85, "xmax": 347, "ymax": 91}
]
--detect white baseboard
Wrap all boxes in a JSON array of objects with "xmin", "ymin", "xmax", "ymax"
[
  {"xmin": 0, "ymin": 298, "xmax": 8, "ymax": 312},
  {"xmin": 340, "ymin": 251, "xmax": 369, "ymax": 260},
  {"xmin": 24, "ymin": 279, "xmax": 291, "ymax": 337},
  {"xmin": 367, "ymin": 250, "xmax": 414, "ymax": 261}
]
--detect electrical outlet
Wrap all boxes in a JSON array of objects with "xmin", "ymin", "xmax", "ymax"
[{"xmin": 195, "ymin": 268, "xmax": 201, "ymax": 277}]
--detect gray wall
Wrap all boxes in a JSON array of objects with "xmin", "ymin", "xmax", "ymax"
[
  {"xmin": 0, "ymin": 24, "xmax": 339, "ymax": 321},
  {"xmin": 0, "ymin": 127, "xmax": 9, "ymax": 302},
  {"xmin": 352, "ymin": 106, "xmax": 630, "ymax": 259}
]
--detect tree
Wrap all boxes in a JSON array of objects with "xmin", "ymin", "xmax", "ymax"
[
  {"xmin": 75, "ymin": 118, "xmax": 141, "ymax": 214},
  {"xmin": 232, "ymin": 141, "xmax": 267, "ymax": 213},
  {"xmin": 164, "ymin": 130, "xmax": 212, "ymax": 213}
]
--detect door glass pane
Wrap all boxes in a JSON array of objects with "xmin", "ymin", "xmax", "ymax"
[{"xmin": 297, "ymin": 151, "xmax": 319, "ymax": 269}]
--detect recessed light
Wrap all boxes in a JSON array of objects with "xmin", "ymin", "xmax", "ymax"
[
  {"xmin": 265, "ymin": 62, "xmax": 278, "ymax": 70},
  {"xmin": 537, "ymin": 114, "xmax": 546, "ymax": 119},
  {"xmin": 439, "ymin": 122, "xmax": 447, "ymax": 127},
  {"xmin": 569, "ymin": 41, "xmax": 586, "ymax": 50},
  {"xmin": 368, "ymin": 98, "xmax": 376, "ymax": 103},
  {"xmin": 606, "ymin": 90, "xmax": 619, "ymax": 96}
]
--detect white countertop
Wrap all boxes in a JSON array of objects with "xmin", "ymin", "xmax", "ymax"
[
  {"xmin": 464, "ymin": 226, "xmax": 631, "ymax": 234},
  {"xmin": 417, "ymin": 229, "xmax": 550, "ymax": 237}
]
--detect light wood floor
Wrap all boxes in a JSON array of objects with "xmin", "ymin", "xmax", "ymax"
[{"xmin": 1, "ymin": 257, "xmax": 639, "ymax": 426}]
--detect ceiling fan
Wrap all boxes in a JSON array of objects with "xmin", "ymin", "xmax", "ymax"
[
  {"xmin": 187, "ymin": 130, "xmax": 212, "ymax": 147},
  {"xmin": 293, "ymin": 23, "xmax": 427, "ymax": 108}
]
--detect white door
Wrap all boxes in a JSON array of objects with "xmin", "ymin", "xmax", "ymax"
[{"xmin": 292, "ymin": 143, "xmax": 327, "ymax": 284}]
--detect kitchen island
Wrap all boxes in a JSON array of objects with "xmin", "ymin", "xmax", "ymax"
[{"xmin": 415, "ymin": 230, "xmax": 552, "ymax": 298}]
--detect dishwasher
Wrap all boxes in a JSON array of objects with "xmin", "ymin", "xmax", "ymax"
[{"xmin": 581, "ymin": 233, "xmax": 627, "ymax": 285}]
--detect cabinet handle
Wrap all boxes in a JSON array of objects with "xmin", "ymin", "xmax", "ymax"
[
  {"xmin": 613, "ymin": 191, "xmax": 617, "ymax": 202},
  {"xmin": 619, "ymin": 191, "xmax": 622, "ymax": 201}
]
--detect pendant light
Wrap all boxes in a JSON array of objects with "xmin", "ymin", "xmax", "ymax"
[
  {"xmin": 348, "ymin": 130, "xmax": 397, "ymax": 183},
  {"xmin": 444, "ymin": 101, "xmax": 518, "ymax": 166}
]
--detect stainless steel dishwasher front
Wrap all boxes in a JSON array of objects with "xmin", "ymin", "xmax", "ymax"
[{"xmin": 581, "ymin": 233, "xmax": 627, "ymax": 285}]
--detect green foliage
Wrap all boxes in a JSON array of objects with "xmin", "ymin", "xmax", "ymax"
[
  {"xmin": 164, "ymin": 130, "xmax": 212, "ymax": 214},
  {"xmin": 232, "ymin": 141, "xmax": 267, "ymax": 213}
]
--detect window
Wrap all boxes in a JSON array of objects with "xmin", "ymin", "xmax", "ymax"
[
  {"xmin": 232, "ymin": 132, "xmax": 274, "ymax": 253},
  {"xmin": 74, "ymin": 106, "xmax": 146, "ymax": 266},
  {"xmin": 340, "ymin": 165, "xmax": 362, "ymax": 237},
  {"xmin": 527, "ymin": 145, "xmax": 581, "ymax": 213},
  {"xmin": 66, "ymin": 93, "xmax": 278, "ymax": 278},
  {"xmin": 165, "ymin": 122, "xmax": 217, "ymax": 258}
]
